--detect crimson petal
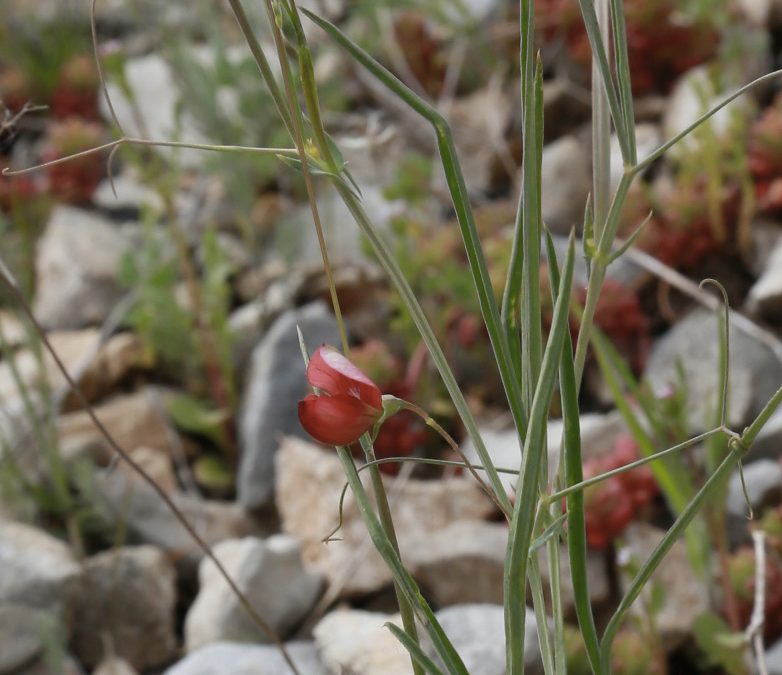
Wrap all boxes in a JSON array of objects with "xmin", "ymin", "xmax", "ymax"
[{"xmin": 298, "ymin": 393, "xmax": 382, "ymax": 446}]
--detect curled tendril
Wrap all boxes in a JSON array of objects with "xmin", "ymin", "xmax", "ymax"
[{"xmin": 699, "ymin": 278, "xmax": 731, "ymax": 428}]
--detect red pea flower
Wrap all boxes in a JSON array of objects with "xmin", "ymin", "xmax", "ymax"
[{"xmin": 298, "ymin": 345, "xmax": 384, "ymax": 446}]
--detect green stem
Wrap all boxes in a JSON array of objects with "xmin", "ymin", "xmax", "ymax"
[
  {"xmin": 334, "ymin": 446, "xmax": 469, "ymax": 674},
  {"xmin": 359, "ymin": 437, "xmax": 424, "ymax": 675},
  {"xmin": 546, "ymin": 429, "xmax": 724, "ymax": 504}
]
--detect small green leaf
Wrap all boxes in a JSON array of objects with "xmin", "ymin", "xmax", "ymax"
[
  {"xmin": 193, "ymin": 455, "xmax": 234, "ymax": 492},
  {"xmin": 529, "ymin": 511, "xmax": 567, "ymax": 556},
  {"xmin": 165, "ymin": 393, "xmax": 230, "ymax": 448}
]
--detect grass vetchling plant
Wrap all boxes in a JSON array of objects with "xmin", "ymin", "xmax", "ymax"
[{"xmin": 3, "ymin": 0, "xmax": 782, "ymax": 673}]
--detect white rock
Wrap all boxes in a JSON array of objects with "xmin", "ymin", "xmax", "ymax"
[
  {"xmin": 314, "ymin": 610, "xmax": 410, "ymax": 675},
  {"xmin": 92, "ymin": 173, "xmax": 164, "ymax": 213},
  {"xmin": 747, "ymin": 237, "xmax": 782, "ymax": 318},
  {"xmin": 618, "ymin": 523, "xmax": 708, "ymax": 649},
  {"xmin": 736, "ymin": 0, "xmax": 771, "ymax": 26},
  {"xmin": 444, "ymin": 84, "xmax": 513, "ymax": 193},
  {"xmin": 163, "ymin": 641, "xmax": 327, "ymax": 675},
  {"xmin": 663, "ymin": 66, "xmax": 755, "ymax": 158},
  {"xmin": 92, "ymin": 658, "xmax": 138, "ymax": 675},
  {"xmin": 275, "ymin": 437, "xmax": 497, "ymax": 596},
  {"xmin": 0, "ymin": 521, "xmax": 81, "ymax": 631},
  {"xmin": 767, "ymin": 635, "xmax": 782, "ymax": 675},
  {"xmin": 644, "ymin": 307, "xmax": 782, "ymax": 428},
  {"xmin": 101, "ymin": 55, "xmax": 209, "ymax": 169},
  {"xmin": 57, "ymin": 388, "xmax": 182, "ymax": 465},
  {"xmin": 91, "ymin": 470, "xmax": 260, "ymax": 565},
  {"xmin": 72, "ymin": 546, "xmax": 177, "ymax": 670},
  {"xmin": 409, "ymin": 520, "xmax": 507, "ymax": 606},
  {"xmin": 185, "ymin": 535, "xmax": 324, "ymax": 651},
  {"xmin": 434, "ymin": 604, "xmax": 542, "ymax": 675},
  {"xmin": 0, "ymin": 604, "xmax": 46, "ymax": 673},
  {"xmin": 33, "ymin": 207, "xmax": 135, "ymax": 330},
  {"xmin": 539, "ymin": 135, "xmax": 591, "ymax": 235}
]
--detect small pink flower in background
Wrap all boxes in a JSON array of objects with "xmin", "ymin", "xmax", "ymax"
[{"xmin": 298, "ymin": 345, "xmax": 383, "ymax": 446}]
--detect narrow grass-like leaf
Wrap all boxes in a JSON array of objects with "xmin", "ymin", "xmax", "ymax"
[
  {"xmin": 528, "ymin": 554, "xmax": 556, "ymax": 675},
  {"xmin": 520, "ymin": 50, "xmax": 545, "ymax": 413},
  {"xmin": 609, "ymin": 0, "xmax": 637, "ymax": 164},
  {"xmin": 528, "ymin": 512, "xmax": 568, "ymax": 557},
  {"xmin": 334, "ymin": 182, "xmax": 513, "ymax": 514},
  {"xmin": 505, "ymin": 234, "xmax": 576, "ymax": 674},
  {"xmin": 386, "ymin": 623, "xmax": 447, "ymax": 675},
  {"xmin": 607, "ymin": 211, "xmax": 653, "ymax": 265},
  {"xmin": 544, "ymin": 230, "xmax": 603, "ymax": 674},
  {"xmin": 630, "ymin": 69, "xmax": 782, "ymax": 176},
  {"xmin": 358, "ymin": 434, "xmax": 425, "ymax": 673},
  {"xmin": 577, "ymin": 0, "xmax": 630, "ymax": 161}
]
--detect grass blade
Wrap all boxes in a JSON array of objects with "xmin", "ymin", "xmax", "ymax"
[
  {"xmin": 336, "ymin": 447, "xmax": 469, "ymax": 675},
  {"xmin": 608, "ymin": 0, "xmax": 637, "ymax": 164},
  {"xmin": 544, "ymin": 230, "xmax": 603, "ymax": 674},
  {"xmin": 505, "ymin": 233, "xmax": 576, "ymax": 674},
  {"xmin": 386, "ymin": 623, "xmax": 448, "ymax": 675},
  {"xmin": 577, "ymin": 0, "xmax": 629, "ymax": 162}
]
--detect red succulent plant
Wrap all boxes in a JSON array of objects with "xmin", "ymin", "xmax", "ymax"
[
  {"xmin": 298, "ymin": 345, "xmax": 384, "ymax": 446},
  {"xmin": 42, "ymin": 119, "xmax": 104, "ymax": 203},
  {"xmin": 580, "ymin": 435, "xmax": 659, "ymax": 549}
]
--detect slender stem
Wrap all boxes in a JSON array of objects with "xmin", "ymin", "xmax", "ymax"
[
  {"xmin": 334, "ymin": 180, "xmax": 513, "ymax": 514},
  {"xmin": 261, "ymin": 0, "xmax": 350, "ymax": 355},
  {"xmin": 545, "ymin": 506, "xmax": 566, "ymax": 674},
  {"xmin": 334, "ymin": 446, "xmax": 468, "ymax": 674},
  {"xmin": 749, "ymin": 531, "xmax": 769, "ymax": 675},
  {"xmin": 629, "ymin": 69, "xmax": 782, "ymax": 177},
  {"xmin": 743, "ymin": 386, "xmax": 782, "ymax": 448},
  {"xmin": 227, "ymin": 0, "xmax": 294, "ymax": 137},
  {"xmin": 400, "ymin": 400, "xmax": 511, "ymax": 519},
  {"xmin": 506, "ymin": 236, "xmax": 576, "ymax": 675},
  {"xmin": 573, "ymin": 173, "xmax": 632, "ymax": 386},
  {"xmin": 547, "ymin": 429, "xmax": 723, "ymax": 504},
  {"xmin": 1, "ymin": 138, "xmax": 297, "ymax": 176},
  {"xmin": 359, "ymin": 439, "xmax": 424, "ymax": 675}
]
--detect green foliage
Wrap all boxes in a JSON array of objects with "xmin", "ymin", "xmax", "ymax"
[
  {"xmin": 118, "ymin": 225, "xmax": 199, "ymax": 377},
  {"xmin": 382, "ymin": 152, "xmax": 434, "ymax": 204},
  {"xmin": 693, "ymin": 612, "xmax": 749, "ymax": 675},
  {"xmin": 0, "ymin": 16, "xmax": 92, "ymax": 100},
  {"xmin": 192, "ymin": 454, "xmax": 234, "ymax": 492},
  {"xmin": 165, "ymin": 392, "xmax": 231, "ymax": 449}
]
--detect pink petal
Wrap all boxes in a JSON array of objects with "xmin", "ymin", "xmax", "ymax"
[{"xmin": 307, "ymin": 345, "xmax": 382, "ymax": 410}]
